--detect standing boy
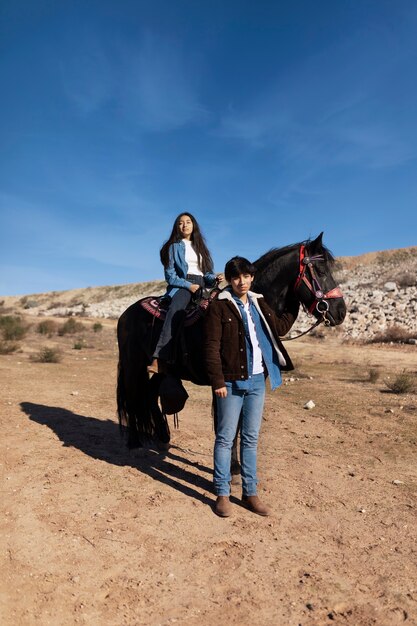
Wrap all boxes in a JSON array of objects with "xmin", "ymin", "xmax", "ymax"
[{"xmin": 204, "ymin": 256, "xmax": 297, "ymax": 517}]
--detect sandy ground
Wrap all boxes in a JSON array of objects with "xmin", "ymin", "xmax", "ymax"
[{"xmin": 1, "ymin": 317, "xmax": 416, "ymax": 626}]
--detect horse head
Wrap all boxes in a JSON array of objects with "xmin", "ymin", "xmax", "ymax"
[
  {"xmin": 294, "ymin": 232, "xmax": 346, "ymax": 327},
  {"xmin": 253, "ymin": 232, "xmax": 346, "ymax": 328}
]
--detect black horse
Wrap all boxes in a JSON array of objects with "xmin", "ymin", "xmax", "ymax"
[{"xmin": 117, "ymin": 232, "xmax": 346, "ymax": 449}]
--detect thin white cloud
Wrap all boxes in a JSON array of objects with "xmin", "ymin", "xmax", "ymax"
[
  {"xmin": 216, "ymin": 21, "xmax": 417, "ymax": 174},
  {"xmin": 331, "ymin": 123, "xmax": 416, "ymax": 170},
  {"xmin": 0, "ymin": 192, "xmax": 162, "ymax": 273},
  {"xmin": 60, "ymin": 27, "xmax": 209, "ymax": 131},
  {"xmin": 60, "ymin": 31, "xmax": 115, "ymax": 114},
  {"xmin": 120, "ymin": 31, "xmax": 209, "ymax": 131}
]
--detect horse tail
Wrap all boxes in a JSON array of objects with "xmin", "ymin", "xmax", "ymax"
[{"xmin": 116, "ymin": 304, "xmax": 170, "ymax": 448}]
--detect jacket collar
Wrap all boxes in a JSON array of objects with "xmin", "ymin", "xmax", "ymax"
[
  {"xmin": 218, "ymin": 288, "xmax": 264, "ymax": 302},
  {"xmin": 218, "ymin": 288, "xmax": 264, "ymax": 316}
]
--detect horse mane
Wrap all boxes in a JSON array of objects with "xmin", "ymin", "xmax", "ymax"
[{"xmin": 254, "ymin": 238, "xmax": 335, "ymax": 272}]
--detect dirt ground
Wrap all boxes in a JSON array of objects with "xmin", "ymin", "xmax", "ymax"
[{"xmin": 1, "ymin": 317, "xmax": 416, "ymax": 626}]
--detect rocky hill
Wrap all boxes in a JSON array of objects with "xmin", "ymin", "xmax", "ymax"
[{"xmin": 1, "ymin": 246, "xmax": 416, "ymax": 341}]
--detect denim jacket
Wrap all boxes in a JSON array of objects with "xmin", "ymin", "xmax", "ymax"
[
  {"xmin": 231, "ymin": 292, "xmax": 282, "ymax": 391},
  {"xmin": 163, "ymin": 241, "xmax": 217, "ymax": 298}
]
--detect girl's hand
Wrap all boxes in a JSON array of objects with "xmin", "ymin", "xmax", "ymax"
[
  {"xmin": 214, "ymin": 386, "xmax": 227, "ymax": 398},
  {"xmin": 189, "ymin": 284, "xmax": 200, "ymax": 293},
  {"xmin": 216, "ymin": 273, "xmax": 224, "ymax": 283}
]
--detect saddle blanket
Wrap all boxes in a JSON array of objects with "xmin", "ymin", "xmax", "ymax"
[{"xmin": 140, "ymin": 292, "xmax": 217, "ymax": 327}]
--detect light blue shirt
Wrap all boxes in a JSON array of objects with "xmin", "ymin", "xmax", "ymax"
[{"xmin": 228, "ymin": 291, "xmax": 282, "ymax": 391}]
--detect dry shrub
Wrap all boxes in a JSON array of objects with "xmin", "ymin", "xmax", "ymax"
[
  {"xmin": 368, "ymin": 368, "xmax": 380, "ymax": 383},
  {"xmin": 93, "ymin": 322, "xmax": 103, "ymax": 332},
  {"xmin": 73, "ymin": 339, "xmax": 87, "ymax": 350},
  {"xmin": 397, "ymin": 273, "xmax": 416, "ymax": 288},
  {"xmin": 0, "ymin": 340, "xmax": 19, "ymax": 354},
  {"xmin": 368, "ymin": 325, "xmax": 414, "ymax": 344},
  {"xmin": 385, "ymin": 371, "xmax": 416, "ymax": 394},
  {"xmin": 30, "ymin": 347, "xmax": 62, "ymax": 363},
  {"xmin": 309, "ymin": 328, "xmax": 326, "ymax": 340},
  {"xmin": 37, "ymin": 320, "xmax": 57, "ymax": 336},
  {"xmin": 0, "ymin": 315, "xmax": 28, "ymax": 340},
  {"xmin": 58, "ymin": 318, "xmax": 85, "ymax": 336}
]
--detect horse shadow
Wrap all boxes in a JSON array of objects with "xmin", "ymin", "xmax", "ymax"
[{"xmin": 20, "ymin": 402, "xmax": 221, "ymax": 508}]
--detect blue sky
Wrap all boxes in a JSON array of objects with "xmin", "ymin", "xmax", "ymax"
[{"xmin": 1, "ymin": 0, "xmax": 416, "ymax": 295}]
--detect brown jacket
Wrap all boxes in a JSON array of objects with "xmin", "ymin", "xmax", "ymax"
[{"xmin": 204, "ymin": 290, "xmax": 296, "ymax": 390}]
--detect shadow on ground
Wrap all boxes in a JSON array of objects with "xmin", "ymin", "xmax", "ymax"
[{"xmin": 20, "ymin": 401, "xmax": 216, "ymax": 507}]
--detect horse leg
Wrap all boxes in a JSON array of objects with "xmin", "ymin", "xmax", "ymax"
[{"xmin": 148, "ymin": 374, "xmax": 170, "ymax": 450}]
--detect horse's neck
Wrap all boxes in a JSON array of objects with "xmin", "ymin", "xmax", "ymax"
[{"xmin": 253, "ymin": 251, "xmax": 299, "ymax": 314}]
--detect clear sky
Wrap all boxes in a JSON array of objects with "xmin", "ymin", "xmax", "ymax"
[{"xmin": 1, "ymin": 0, "xmax": 416, "ymax": 295}]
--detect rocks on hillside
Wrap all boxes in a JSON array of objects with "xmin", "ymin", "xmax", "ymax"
[
  {"xmin": 1, "ymin": 249, "xmax": 416, "ymax": 341},
  {"xmin": 334, "ymin": 253, "xmax": 417, "ymax": 340}
]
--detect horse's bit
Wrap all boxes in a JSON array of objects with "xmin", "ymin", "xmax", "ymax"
[{"xmin": 294, "ymin": 244, "xmax": 343, "ymax": 327}]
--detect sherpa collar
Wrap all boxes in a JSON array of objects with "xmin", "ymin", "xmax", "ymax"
[
  {"xmin": 218, "ymin": 288, "xmax": 263, "ymax": 302},
  {"xmin": 218, "ymin": 287, "xmax": 286, "ymax": 367}
]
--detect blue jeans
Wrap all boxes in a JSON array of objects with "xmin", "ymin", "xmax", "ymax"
[{"xmin": 214, "ymin": 373, "xmax": 266, "ymax": 496}]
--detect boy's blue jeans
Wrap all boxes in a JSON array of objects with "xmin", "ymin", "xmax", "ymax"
[{"xmin": 214, "ymin": 373, "xmax": 266, "ymax": 496}]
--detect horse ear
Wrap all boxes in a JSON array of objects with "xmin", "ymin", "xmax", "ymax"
[{"xmin": 311, "ymin": 232, "xmax": 324, "ymax": 252}]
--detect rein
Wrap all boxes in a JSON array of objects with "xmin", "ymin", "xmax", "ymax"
[
  {"xmin": 282, "ymin": 318, "xmax": 323, "ymax": 341},
  {"xmin": 284, "ymin": 244, "xmax": 343, "ymax": 341}
]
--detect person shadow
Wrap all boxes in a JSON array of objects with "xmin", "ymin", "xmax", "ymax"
[{"xmin": 20, "ymin": 402, "xmax": 221, "ymax": 509}]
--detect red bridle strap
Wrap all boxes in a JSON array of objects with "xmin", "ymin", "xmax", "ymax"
[{"xmin": 294, "ymin": 244, "xmax": 344, "ymax": 315}]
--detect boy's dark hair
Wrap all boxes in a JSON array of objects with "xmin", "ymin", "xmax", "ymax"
[{"xmin": 224, "ymin": 256, "xmax": 256, "ymax": 282}]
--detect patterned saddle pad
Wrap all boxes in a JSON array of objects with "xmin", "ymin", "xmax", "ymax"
[{"xmin": 140, "ymin": 290, "xmax": 219, "ymax": 327}]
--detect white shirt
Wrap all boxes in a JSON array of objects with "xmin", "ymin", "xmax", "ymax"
[
  {"xmin": 244, "ymin": 301, "xmax": 264, "ymax": 375},
  {"xmin": 183, "ymin": 239, "xmax": 203, "ymax": 276}
]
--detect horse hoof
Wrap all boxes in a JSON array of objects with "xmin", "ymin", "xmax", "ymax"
[{"xmin": 157, "ymin": 441, "xmax": 170, "ymax": 452}]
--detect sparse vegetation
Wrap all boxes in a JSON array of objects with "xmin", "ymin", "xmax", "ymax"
[
  {"xmin": 377, "ymin": 248, "xmax": 417, "ymax": 265},
  {"xmin": 37, "ymin": 320, "xmax": 57, "ymax": 336},
  {"xmin": 0, "ymin": 315, "xmax": 28, "ymax": 340},
  {"xmin": 367, "ymin": 325, "xmax": 414, "ymax": 344},
  {"xmin": 58, "ymin": 318, "xmax": 85, "ymax": 336},
  {"xmin": 309, "ymin": 328, "xmax": 326, "ymax": 340},
  {"xmin": 0, "ymin": 340, "xmax": 19, "ymax": 354},
  {"xmin": 73, "ymin": 340, "xmax": 85, "ymax": 350},
  {"xmin": 47, "ymin": 301, "xmax": 66, "ymax": 310},
  {"xmin": 19, "ymin": 295, "xmax": 39, "ymax": 309},
  {"xmin": 23, "ymin": 299, "xmax": 39, "ymax": 309},
  {"xmin": 30, "ymin": 347, "xmax": 62, "ymax": 363},
  {"xmin": 93, "ymin": 322, "xmax": 103, "ymax": 332},
  {"xmin": 368, "ymin": 368, "xmax": 380, "ymax": 383},
  {"xmin": 385, "ymin": 371, "xmax": 416, "ymax": 394},
  {"xmin": 397, "ymin": 272, "xmax": 416, "ymax": 288}
]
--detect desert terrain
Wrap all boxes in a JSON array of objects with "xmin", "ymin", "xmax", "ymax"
[{"xmin": 1, "ymin": 248, "xmax": 416, "ymax": 625}]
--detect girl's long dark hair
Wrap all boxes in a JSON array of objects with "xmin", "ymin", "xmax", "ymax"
[{"xmin": 160, "ymin": 212, "xmax": 214, "ymax": 274}]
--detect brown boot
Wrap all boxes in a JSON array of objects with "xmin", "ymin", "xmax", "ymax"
[
  {"xmin": 214, "ymin": 496, "xmax": 232, "ymax": 517},
  {"xmin": 242, "ymin": 495, "xmax": 270, "ymax": 516},
  {"xmin": 147, "ymin": 358, "xmax": 159, "ymax": 374}
]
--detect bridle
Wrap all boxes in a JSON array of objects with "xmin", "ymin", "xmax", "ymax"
[{"xmin": 285, "ymin": 244, "xmax": 343, "ymax": 340}]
